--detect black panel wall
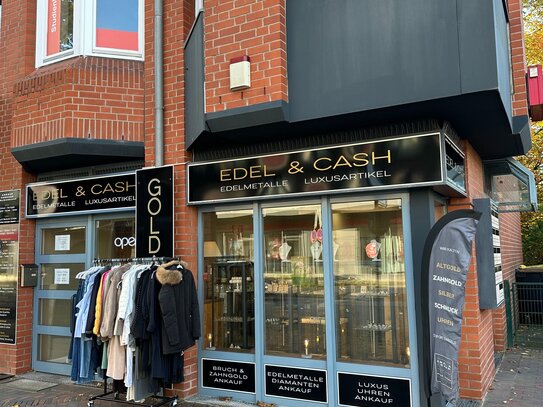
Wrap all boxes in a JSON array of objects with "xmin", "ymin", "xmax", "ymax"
[
  {"xmin": 286, "ymin": 0, "xmax": 508, "ymax": 123},
  {"xmin": 185, "ymin": 12, "xmax": 206, "ymax": 148}
]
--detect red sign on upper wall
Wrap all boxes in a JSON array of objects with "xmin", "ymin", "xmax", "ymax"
[{"xmin": 46, "ymin": 0, "xmax": 61, "ymax": 55}]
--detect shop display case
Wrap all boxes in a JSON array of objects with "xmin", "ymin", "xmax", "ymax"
[
  {"xmin": 335, "ymin": 262, "xmax": 407, "ymax": 365},
  {"xmin": 264, "ymin": 258, "xmax": 327, "ymax": 358},
  {"xmin": 208, "ymin": 258, "xmax": 255, "ymax": 350}
]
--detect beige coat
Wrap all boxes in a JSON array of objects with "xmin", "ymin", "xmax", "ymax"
[{"xmin": 99, "ymin": 264, "xmax": 130, "ymax": 339}]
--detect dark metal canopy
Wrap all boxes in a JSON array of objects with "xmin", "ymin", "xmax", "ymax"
[
  {"xmin": 11, "ymin": 138, "xmax": 145, "ymax": 174},
  {"xmin": 484, "ymin": 157, "xmax": 538, "ymax": 212}
]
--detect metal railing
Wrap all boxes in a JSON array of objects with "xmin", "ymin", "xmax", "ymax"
[{"xmin": 511, "ymin": 282, "xmax": 543, "ymax": 348}]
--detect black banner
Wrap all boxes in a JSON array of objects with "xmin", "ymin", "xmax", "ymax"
[
  {"xmin": 201, "ymin": 358, "xmax": 256, "ymax": 393},
  {"xmin": 265, "ymin": 365, "xmax": 327, "ymax": 403},
  {"xmin": 188, "ymin": 133, "xmax": 442, "ymax": 204},
  {"xmin": 136, "ymin": 166, "xmax": 174, "ymax": 258},
  {"xmin": 0, "ymin": 190, "xmax": 19, "ymax": 344},
  {"xmin": 424, "ymin": 210, "xmax": 481, "ymax": 403},
  {"xmin": 26, "ymin": 173, "xmax": 135, "ymax": 218},
  {"xmin": 337, "ymin": 373, "xmax": 411, "ymax": 407},
  {"xmin": 0, "ymin": 190, "xmax": 20, "ymax": 224}
]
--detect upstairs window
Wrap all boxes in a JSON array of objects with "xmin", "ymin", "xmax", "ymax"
[
  {"xmin": 45, "ymin": 0, "xmax": 74, "ymax": 57},
  {"xmin": 36, "ymin": 0, "xmax": 143, "ymax": 67},
  {"xmin": 195, "ymin": 0, "xmax": 203, "ymax": 17}
]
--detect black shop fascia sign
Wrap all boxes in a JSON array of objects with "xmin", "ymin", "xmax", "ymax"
[
  {"xmin": 187, "ymin": 131, "xmax": 465, "ymax": 204},
  {"xmin": 26, "ymin": 173, "xmax": 136, "ymax": 218},
  {"xmin": 135, "ymin": 166, "xmax": 174, "ymax": 258}
]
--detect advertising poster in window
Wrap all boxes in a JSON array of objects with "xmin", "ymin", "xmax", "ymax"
[
  {"xmin": 47, "ymin": 0, "xmax": 61, "ymax": 55},
  {"xmin": 96, "ymin": 0, "xmax": 139, "ymax": 51},
  {"xmin": 424, "ymin": 210, "xmax": 480, "ymax": 403},
  {"xmin": 0, "ymin": 190, "xmax": 20, "ymax": 344}
]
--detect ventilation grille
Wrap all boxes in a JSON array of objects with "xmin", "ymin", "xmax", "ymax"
[
  {"xmin": 193, "ymin": 119, "xmax": 444, "ymax": 162},
  {"xmin": 37, "ymin": 161, "xmax": 144, "ymax": 182}
]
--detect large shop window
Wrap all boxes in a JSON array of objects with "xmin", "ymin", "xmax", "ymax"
[
  {"xmin": 202, "ymin": 199, "xmax": 410, "ymax": 368},
  {"xmin": 263, "ymin": 205, "xmax": 326, "ymax": 359},
  {"xmin": 332, "ymin": 200, "xmax": 409, "ymax": 367},
  {"xmin": 36, "ymin": 0, "xmax": 143, "ymax": 66},
  {"xmin": 203, "ymin": 210, "xmax": 255, "ymax": 352}
]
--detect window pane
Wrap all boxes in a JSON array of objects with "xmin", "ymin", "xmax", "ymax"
[
  {"xmin": 333, "ymin": 199, "xmax": 410, "ymax": 367},
  {"xmin": 46, "ymin": 0, "xmax": 74, "ymax": 56},
  {"xmin": 263, "ymin": 205, "xmax": 326, "ymax": 359},
  {"xmin": 38, "ymin": 334, "xmax": 70, "ymax": 364},
  {"xmin": 40, "ymin": 263, "xmax": 85, "ymax": 290},
  {"xmin": 95, "ymin": 218, "xmax": 135, "ymax": 259},
  {"xmin": 96, "ymin": 0, "xmax": 139, "ymax": 51},
  {"xmin": 41, "ymin": 226, "xmax": 85, "ymax": 255},
  {"xmin": 39, "ymin": 298, "xmax": 72, "ymax": 327},
  {"xmin": 203, "ymin": 210, "xmax": 254, "ymax": 352}
]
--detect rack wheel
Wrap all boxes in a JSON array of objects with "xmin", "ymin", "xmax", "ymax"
[
  {"xmin": 87, "ymin": 402, "xmax": 94, "ymax": 407},
  {"xmin": 171, "ymin": 399, "xmax": 178, "ymax": 406}
]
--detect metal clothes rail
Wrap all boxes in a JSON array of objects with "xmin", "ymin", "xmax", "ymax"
[
  {"xmin": 88, "ymin": 378, "xmax": 178, "ymax": 406},
  {"xmin": 86, "ymin": 258, "xmax": 183, "ymax": 406}
]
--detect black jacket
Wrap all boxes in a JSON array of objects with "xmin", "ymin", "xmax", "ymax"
[{"xmin": 156, "ymin": 261, "xmax": 201, "ymax": 355}]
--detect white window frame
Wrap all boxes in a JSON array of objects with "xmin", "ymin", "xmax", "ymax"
[
  {"xmin": 195, "ymin": 0, "xmax": 203, "ymax": 17},
  {"xmin": 36, "ymin": 0, "xmax": 144, "ymax": 68}
]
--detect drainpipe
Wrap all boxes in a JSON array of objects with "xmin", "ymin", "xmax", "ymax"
[{"xmin": 154, "ymin": 0, "xmax": 164, "ymax": 166}]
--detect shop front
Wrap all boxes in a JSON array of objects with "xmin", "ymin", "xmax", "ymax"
[
  {"xmin": 25, "ymin": 171, "xmax": 138, "ymax": 375},
  {"xmin": 189, "ymin": 129, "xmax": 462, "ymax": 407}
]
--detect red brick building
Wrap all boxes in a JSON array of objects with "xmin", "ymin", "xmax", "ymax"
[{"xmin": 0, "ymin": 1, "xmax": 537, "ymax": 406}]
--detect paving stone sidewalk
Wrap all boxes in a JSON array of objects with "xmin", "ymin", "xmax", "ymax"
[
  {"xmin": 1, "ymin": 348, "xmax": 543, "ymax": 407},
  {"xmin": 483, "ymin": 347, "xmax": 543, "ymax": 406}
]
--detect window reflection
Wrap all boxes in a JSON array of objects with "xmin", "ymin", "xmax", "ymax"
[
  {"xmin": 203, "ymin": 210, "xmax": 254, "ymax": 352},
  {"xmin": 95, "ymin": 218, "xmax": 135, "ymax": 259},
  {"xmin": 263, "ymin": 205, "xmax": 326, "ymax": 359},
  {"xmin": 46, "ymin": 0, "xmax": 74, "ymax": 56},
  {"xmin": 333, "ymin": 199, "xmax": 410, "ymax": 367}
]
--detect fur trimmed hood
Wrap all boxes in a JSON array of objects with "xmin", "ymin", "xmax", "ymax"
[{"xmin": 156, "ymin": 260, "xmax": 183, "ymax": 285}]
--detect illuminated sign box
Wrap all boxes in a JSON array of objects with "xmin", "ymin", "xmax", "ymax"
[{"xmin": 187, "ymin": 131, "xmax": 465, "ymax": 205}]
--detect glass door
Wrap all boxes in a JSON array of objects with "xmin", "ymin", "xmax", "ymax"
[
  {"xmin": 32, "ymin": 213, "xmax": 136, "ymax": 375},
  {"xmin": 263, "ymin": 204, "xmax": 326, "ymax": 359},
  {"xmin": 33, "ymin": 218, "xmax": 89, "ymax": 375}
]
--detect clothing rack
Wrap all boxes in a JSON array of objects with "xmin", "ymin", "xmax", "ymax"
[
  {"xmin": 92, "ymin": 256, "xmax": 181, "ymax": 266},
  {"xmin": 88, "ymin": 379, "xmax": 178, "ymax": 407},
  {"xmin": 85, "ymin": 259, "xmax": 181, "ymax": 407}
]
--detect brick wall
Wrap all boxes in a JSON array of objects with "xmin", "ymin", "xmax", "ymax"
[
  {"xmin": 204, "ymin": 0, "xmax": 287, "ymax": 113},
  {"xmin": 145, "ymin": 0, "xmax": 199, "ymax": 397},
  {"xmin": 494, "ymin": 211, "xmax": 523, "ymax": 350},
  {"xmin": 491, "ymin": 0, "xmax": 529, "ymax": 353},
  {"xmin": 508, "ymin": 0, "xmax": 529, "ymax": 118},
  {"xmin": 450, "ymin": 143, "xmax": 496, "ymax": 400},
  {"xmin": 12, "ymin": 57, "xmax": 145, "ymax": 147},
  {"xmin": 0, "ymin": 0, "xmax": 37, "ymax": 374}
]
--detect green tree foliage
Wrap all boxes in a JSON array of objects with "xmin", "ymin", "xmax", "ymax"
[{"xmin": 519, "ymin": 1, "xmax": 543, "ymax": 264}]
